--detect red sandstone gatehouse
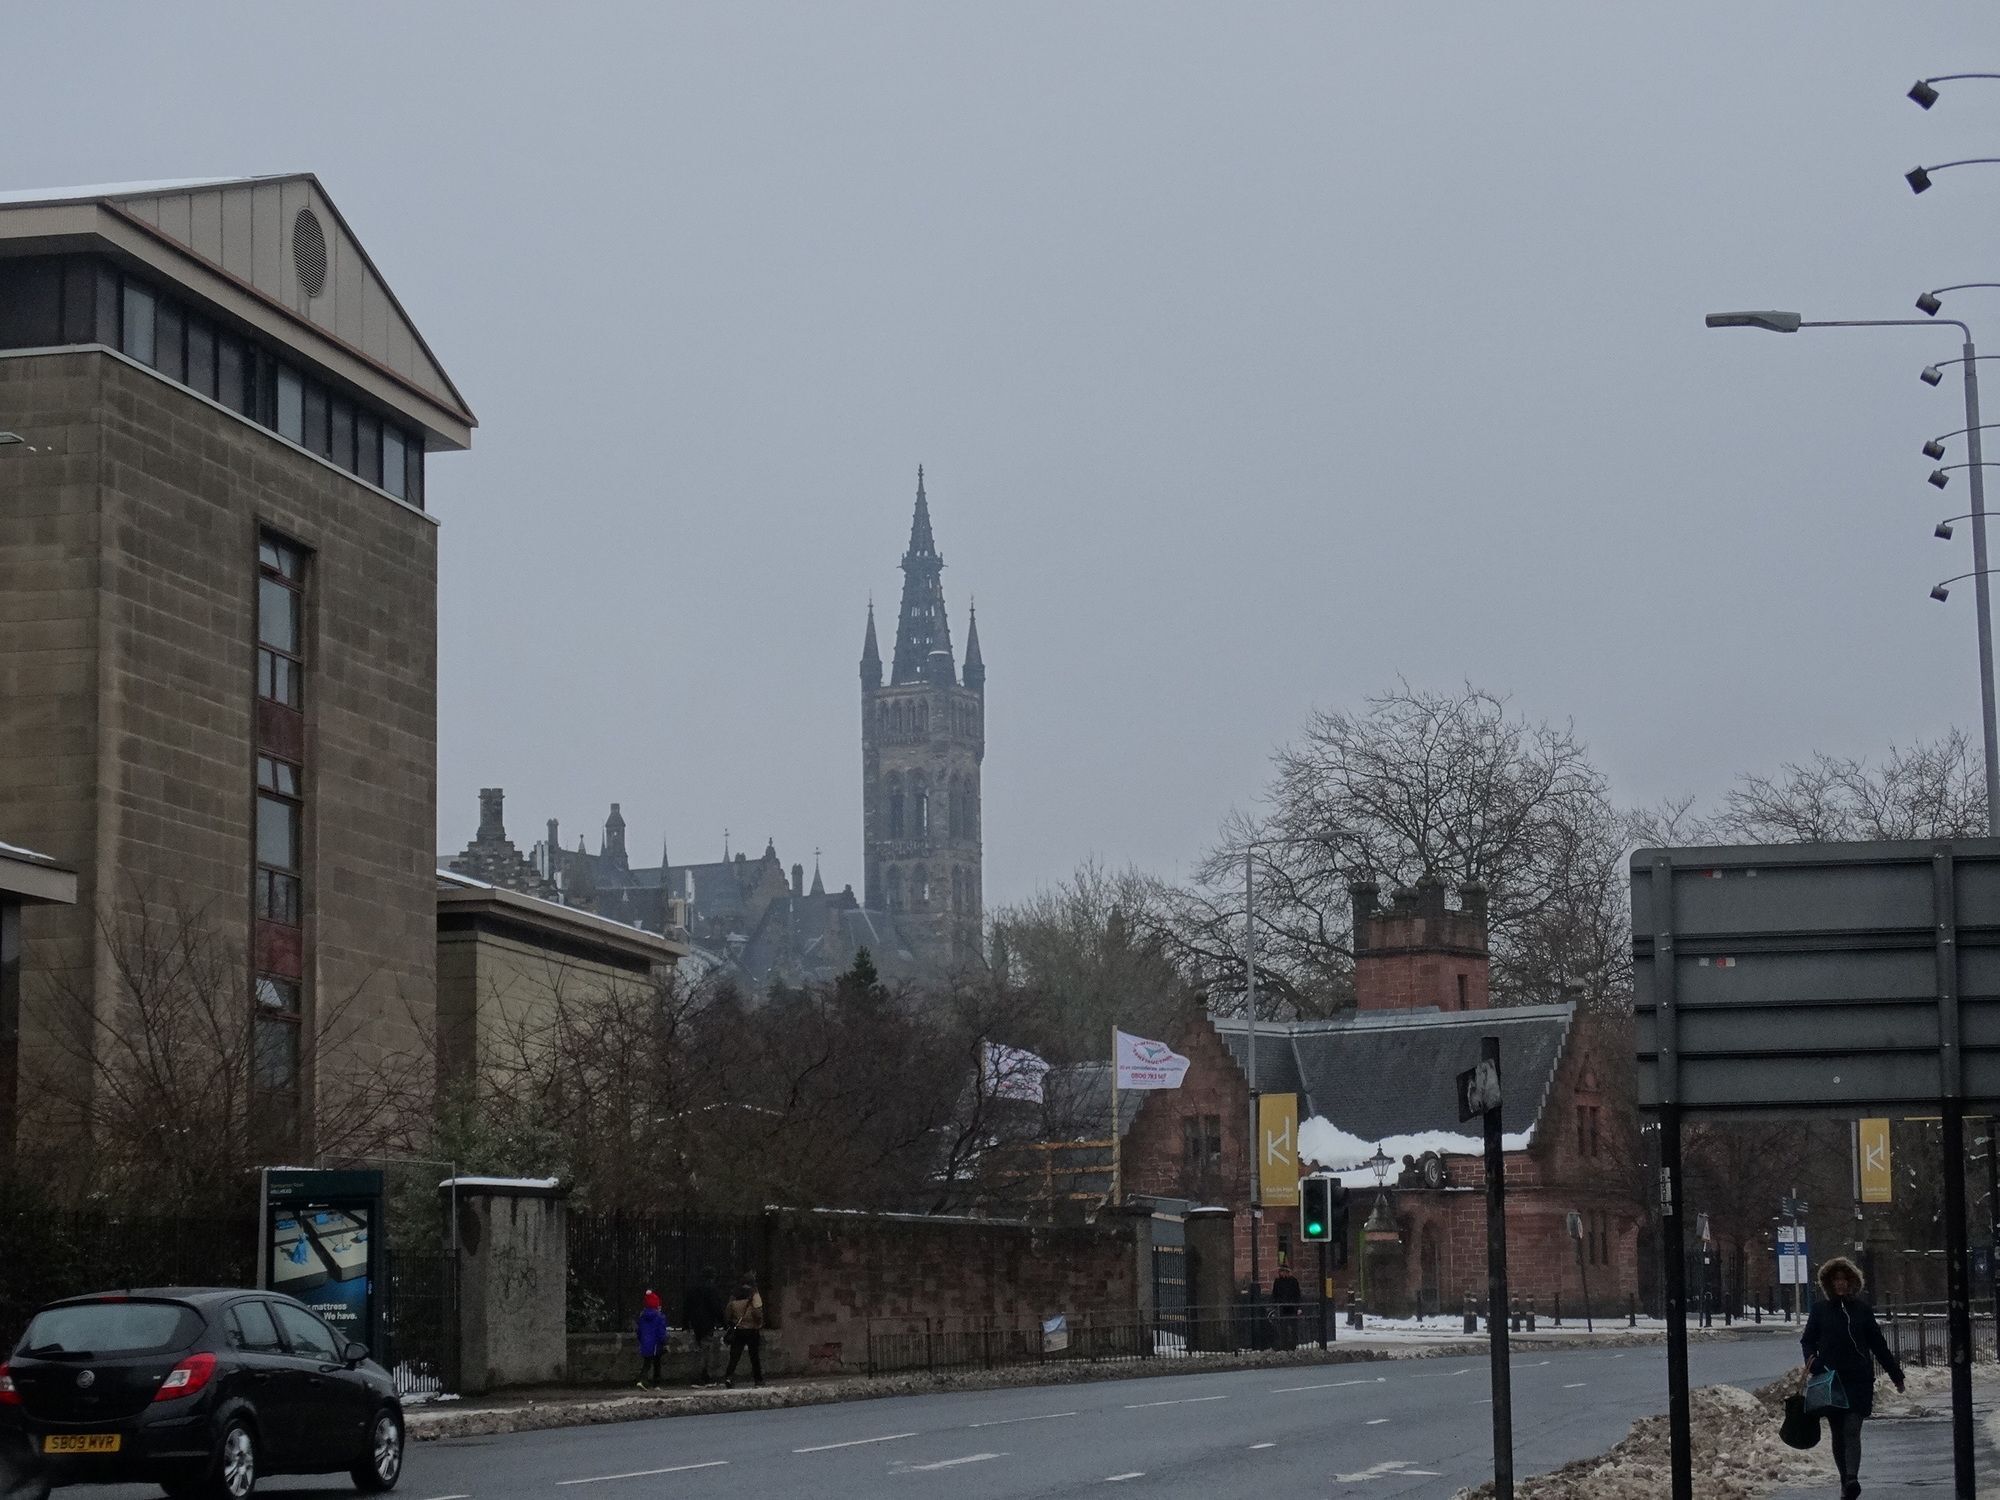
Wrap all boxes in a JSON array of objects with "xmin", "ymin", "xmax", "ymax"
[{"xmin": 1117, "ymin": 874, "xmax": 1642, "ymax": 1316}]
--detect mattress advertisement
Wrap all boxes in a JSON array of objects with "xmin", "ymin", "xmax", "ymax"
[{"xmin": 259, "ymin": 1168, "xmax": 384, "ymax": 1351}]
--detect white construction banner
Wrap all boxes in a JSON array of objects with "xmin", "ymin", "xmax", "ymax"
[
  {"xmin": 981, "ymin": 1041, "xmax": 1050, "ymax": 1104},
  {"xmin": 1114, "ymin": 1029, "xmax": 1191, "ymax": 1090}
]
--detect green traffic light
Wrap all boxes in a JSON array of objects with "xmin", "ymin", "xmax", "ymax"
[{"xmin": 1306, "ymin": 1220, "xmax": 1324, "ymax": 1236}]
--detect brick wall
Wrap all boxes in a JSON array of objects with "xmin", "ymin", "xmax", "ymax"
[
  {"xmin": 765, "ymin": 1207, "xmax": 1141, "ymax": 1372},
  {"xmin": 0, "ymin": 349, "xmax": 439, "ymax": 1156}
]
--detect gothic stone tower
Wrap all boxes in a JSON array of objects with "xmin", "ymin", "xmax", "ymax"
[{"xmin": 861, "ymin": 468, "xmax": 985, "ymax": 968}]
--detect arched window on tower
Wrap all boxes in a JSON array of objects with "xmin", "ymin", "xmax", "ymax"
[
  {"xmin": 886, "ymin": 866, "xmax": 903, "ymax": 911},
  {"xmin": 912, "ymin": 865, "xmax": 930, "ymax": 909},
  {"xmin": 887, "ymin": 772, "xmax": 905, "ymax": 839},
  {"xmin": 913, "ymin": 772, "xmax": 929, "ymax": 839},
  {"xmin": 945, "ymin": 776, "xmax": 959, "ymax": 839}
]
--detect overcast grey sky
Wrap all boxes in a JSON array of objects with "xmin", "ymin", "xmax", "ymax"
[{"xmin": 9, "ymin": 3, "xmax": 2000, "ymax": 905}]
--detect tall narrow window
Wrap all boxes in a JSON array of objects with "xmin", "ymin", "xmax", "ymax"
[
  {"xmin": 155, "ymin": 300, "xmax": 186, "ymax": 383},
  {"xmin": 330, "ymin": 396, "xmax": 356, "ymax": 471},
  {"xmin": 120, "ymin": 281, "xmax": 156, "ymax": 366},
  {"xmin": 186, "ymin": 317, "xmax": 216, "ymax": 398},
  {"xmin": 887, "ymin": 773, "xmax": 904, "ymax": 839},
  {"xmin": 257, "ymin": 537, "xmax": 306, "ymax": 711},
  {"xmin": 381, "ymin": 425, "xmax": 408, "ymax": 499},
  {"xmin": 275, "ymin": 366, "xmax": 304, "ymax": 443},
  {"xmin": 255, "ymin": 756, "xmax": 303, "ymax": 924}
]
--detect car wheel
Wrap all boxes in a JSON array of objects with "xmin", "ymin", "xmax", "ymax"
[
  {"xmin": 350, "ymin": 1410, "xmax": 403, "ymax": 1493},
  {"xmin": 206, "ymin": 1420, "xmax": 257, "ymax": 1500}
]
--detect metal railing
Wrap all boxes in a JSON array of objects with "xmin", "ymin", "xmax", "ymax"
[{"xmin": 1881, "ymin": 1300, "xmax": 1998, "ymax": 1367}]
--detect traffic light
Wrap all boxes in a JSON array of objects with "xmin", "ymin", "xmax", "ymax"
[
  {"xmin": 1326, "ymin": 1179, "xmax": 1350, "ymax": 1267},
  {"xmin": 1301, "ymin": 1176, "xmax": 1333, "ymax": 1241}
]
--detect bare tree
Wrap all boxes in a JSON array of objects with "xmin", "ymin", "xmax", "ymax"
[
  {"xmin": 1712, "ymin": 731, "xmax": 1984, "ymax": 844},
  {"xmin": 1163, "ymin": 682, "xmax": 1629, "ymax": 1015},
  {"xmin": 27, "ymin": 887, "xmax": 430, "ymax": 1211}
]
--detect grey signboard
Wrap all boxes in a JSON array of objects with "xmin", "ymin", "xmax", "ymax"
[{"xmin": 1632, "ymin": 838, "xmax": 2000, "ymax": 1113}]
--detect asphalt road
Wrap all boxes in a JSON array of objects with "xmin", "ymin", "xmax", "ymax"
[{"xmin": 79, "ymin": 1335, "xmax": 1800, "ymax": 1500}]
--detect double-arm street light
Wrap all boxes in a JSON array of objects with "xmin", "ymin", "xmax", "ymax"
[
  {"xmin": 1704, "ymin": 311, "xmax": 2000, "ymax": 835},
  {"xmin": 1240, "ymin": 830, "xmax": 1357, "ymax": 1304}
]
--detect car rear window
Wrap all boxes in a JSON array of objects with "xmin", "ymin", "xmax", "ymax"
[{"xmin": 21, "ymin": 1301, "xmax": 203, "ymax": 1357}]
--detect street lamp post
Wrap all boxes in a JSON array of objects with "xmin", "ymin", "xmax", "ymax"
[{"xmin": 1704, "ymin": 312, "xmax": 2000, "ymax": 836}]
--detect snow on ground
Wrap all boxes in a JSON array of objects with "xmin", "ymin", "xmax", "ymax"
[{"xmin": 1452, "ymin": 1377, "xmax": 1829, "ymax": 1499}]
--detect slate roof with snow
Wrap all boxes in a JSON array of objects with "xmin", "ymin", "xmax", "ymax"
[{"xmin": 1212, "ymin": 1002, "xmax": 1574, "ymax": 1147}]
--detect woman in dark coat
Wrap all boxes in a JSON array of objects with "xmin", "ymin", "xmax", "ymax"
[{"xmin": 1800, "ymin": 1256, "xmax": 1904, "ymax": 1500}]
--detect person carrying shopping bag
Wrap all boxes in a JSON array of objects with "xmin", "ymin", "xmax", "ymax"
[{"xmin": 723, "ymin": 1273, "xmax": 765, "ymax": 1388}]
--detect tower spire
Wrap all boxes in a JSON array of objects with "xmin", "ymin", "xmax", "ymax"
[
  {"xmin": 964, "ymin": 598, "xmax": 985, "ymax": 698},
  {"xmin": 860, "ymin": 596, "xmax": 882, "ymax": 690},
  {"xmin": 891, "ymin": 465, "xmax": 954, "ymax": 685}
]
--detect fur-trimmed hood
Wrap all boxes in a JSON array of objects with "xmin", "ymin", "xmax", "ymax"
[{"xmin": 1818, "ymin": 1255, "xmax": 1865, "ymax": 1297}]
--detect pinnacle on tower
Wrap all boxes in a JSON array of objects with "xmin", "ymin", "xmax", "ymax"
[
  {"xmin": 891, "ymin": 465, "xmax": 955, "ymax": 685},
  {"xmin": 860, "ymin": 597, "xmax": 882, "ymax": 690},
  {"xmin": 964, "ymin": 599, "xmax": 985, "ymax": 698}
]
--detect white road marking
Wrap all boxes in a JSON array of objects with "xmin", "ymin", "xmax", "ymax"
[
  {"xmin": 1414, "ymin": 1366, "xmax": 1474, "ymax": 1379},
  {"xmin": 793, "ymin": 1432, "xmax": 918, "ymax": 1453},
  {"xmin": 421, "ymin": 1494, "xmax": 471, "ymax": 1499},
  {"xmin": 1271, "ymin": 1377, "xmax": 1380, "ymax": 1392},
  {"xmin": 558, "ymin": 1463, "xmax": 728, "ymax": 1485},
  {"xmin": 1366, "ymin": 1417, "xmax": 1390, "ymax": 1425},
  {"xmin": 1105, "ymin": 1475, "xmax": 1145, "ymax": 1484},
  {"xmin": 1334, "ymin": 1460, "xmax": 1422, "ymax": 1481},
  {"xmin": 1564, "ymin": 1382, "xmax": 1588, "ymax": 1389},
  {"xmin": 901, "ymin": 1453, "xmax": 1003, "ymax": 1471},
  {"xmin": 1124, "ymin": 1394, "xmax": 1228, "ymax": 1408},
  {"xmin": 1250, "ymin": 1441, "xmax": 1277, "ymax": 1449},
  {"xmin": 969, "ymin": 1410, "xmax": 1077, "ymax": 1428}
]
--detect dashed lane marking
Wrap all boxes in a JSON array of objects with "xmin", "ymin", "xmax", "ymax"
[
  {"xmin": 422, "ymin": 1494, "xmax": 471, "ymax": 1498},
  {"xmin": 1413, "ymin": 1367, "xmax": 1474, "ymax": 1379},
  {"xmin": 1333, "ymin": 1460, "xmax": 1423, "ymax": 1482},
  {"xmin": 793, "ymin": 1432, "xmax": 918, "ymax": 1453},
  {"xmin": 899, "ymin": 1453, "xmax": 1004, "ymax": 1472},
  {"xmin": 1124, "ymin": 1394, "xmax": 1228, "ymax": 1409},
  {"xmin": 1564, "ymin": 1382, "xmax": 1588, "ymax": 1389},
  {"xmin": 1366, "ymin": 1418, "xmax": 1390, "ymax": 1425},
  {"xmin": 1250, "ymin": 1442, "xmax": 1277, "ymax": 1450},
  {"xmin": 558, "ymin": 1463, "xmax": 728, "ymax": 1485},
  {"xmin": 1105, "ymin": 1475, "xmax": 1145, "ymax": 1483},
  {"xmin": 1271, "ymin": 1377, "xmax": 1383, "ymax": 1392},
  {"xmin": 969, "ymin": 1410, "xmax": 1078, "ymax": 1428}
]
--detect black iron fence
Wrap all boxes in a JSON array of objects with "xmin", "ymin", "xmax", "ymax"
[
  {"xmin": 0, "ymin": 1208, "xmax": 258, "ymax": 1348},
  {"xmin": 567, "ymin": 1211, "xmax": 771, "ymax": 1334},
  {"xmin": 1881, "ymin": 1300, "xmax": 1999, "ymax": 1368}
]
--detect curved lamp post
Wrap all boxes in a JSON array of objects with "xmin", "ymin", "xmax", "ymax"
[
  {"xmin": 1934, "ymin": 570, "xmax": 2000, "ymax": 604},
  {"xmin": 1910, "ymin": 75, "xmax": 2000, "ymax": 109},
  {"xmin": 1705, "ymin": 311, "xmax": 2000, "ymax": 835},
  {"xmin": 1907, "ymin": 160, "xmax": 2000, "ymax": 195}
]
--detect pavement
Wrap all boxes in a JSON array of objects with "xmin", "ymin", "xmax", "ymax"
[
  {"xmin": 65, "ymin": 1333, "xmax": 1801, "ymax": 1499},
  {"xmin": 1769, "ymin": 1373, "xmax": 2000, "ymax": 1500}
]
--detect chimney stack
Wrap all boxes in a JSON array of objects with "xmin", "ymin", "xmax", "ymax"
[
  {"xmin": 792, "ymin": 863, "xmax": 805, "ymax": 897},
  {"xmin": 477, "ymin": 788, "xmax": 505, "ymax": 842}
]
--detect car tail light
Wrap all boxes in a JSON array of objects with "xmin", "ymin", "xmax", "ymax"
[
  {"xmin": 0, "ymin": 1365, "xmax": 18, "ymax": 1406},
  {"xmin": 154, "ymin": 1352, "xmax": 217, "ymax": 1402}
]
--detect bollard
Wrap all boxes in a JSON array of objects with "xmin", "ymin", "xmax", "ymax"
[
  {"xmin": 1526, "ymin": 1295, "xmax": 1537, "ymax": 1333},
  {"xmin": 1553, "ymin": 1291, "xmax": 1562, "ymax": 1329},
  {"xmin": 1628, "ymin": 1293, "xmax": 1638, "ymax": 1329},
  {"xmin": 1464, "ymin": 1292, "xmax": 1478, "ymax": 1335},
  {"xmin": 1510, "ymin": 1296, "xmax": 1522, "ymax": 1333}
]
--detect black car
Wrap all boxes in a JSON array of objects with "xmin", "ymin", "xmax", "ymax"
[{"xmin": 0, "ymin": 1288, "xmax": 403, "ymax": 1500}]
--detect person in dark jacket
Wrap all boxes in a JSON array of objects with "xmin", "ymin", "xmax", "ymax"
[
  {"xmin": 723, "ymin": 1273, "xmax": 766, "ymax": 1388},
  {"xmin": 683, "ymin": 1267, "xmax": 727, "ymax": 1386},
  {"xmin": 1800, "ymin": 1256, "xmax": 1904, "ymax": 1499},
  {"xmin": 636, "ymin": 1290, "xmax": 669, "ymax": 1389},
  {"xmin": 1271, "ymin": 1266, "xmax": 1303, "ymax": 1351}
]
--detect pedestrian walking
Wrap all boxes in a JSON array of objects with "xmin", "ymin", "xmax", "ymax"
[
  {"xmin": 1271, "ymin": 1264, "xmax": 1302, "ymax": 1351},
  {"xmin": 1800, "ymin": 1256, "xmax": 1904, "ymax": 1500},
  {"xmin": 635, "ymin": 1289, "xmax": 669, "ymax": 1389},
  {"xmin": 683, "ymin": 1266, "xmax": 727, "ymax": 1386},
  {"xmin": 723, "ymin": 1273, "xmax": 765, "ymax": 1388}
]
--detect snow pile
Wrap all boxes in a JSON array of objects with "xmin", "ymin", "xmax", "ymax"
[
  {"xmin": 1299, "ymin": 1117, "xmax": 1534, "ymax": 1187},
  {"xmin": 1451, "ymin": 1378, "xmax": 1828, "ymax": 1500}
]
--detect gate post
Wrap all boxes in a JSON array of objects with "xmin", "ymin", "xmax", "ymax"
[{"xmin": 443, "ymin": 1177, "xmax": 567, "ymax": 1396}]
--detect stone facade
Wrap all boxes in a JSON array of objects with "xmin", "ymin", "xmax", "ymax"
[{"xmin": 2, "ymin": 349, "xmax": 444, "ymax": 1155}]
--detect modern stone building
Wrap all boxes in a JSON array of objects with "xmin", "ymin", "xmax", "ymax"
[
  {"xmin": 0, "ymin": 175, "xmax": 474, "ymax": 1159},
  {"xmin": 0, "ymin": 840, "xmax": 77, "ymax": 1158}
]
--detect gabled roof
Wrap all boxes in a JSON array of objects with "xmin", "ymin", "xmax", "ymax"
[
  {"xmin": 1212, "ymin": 1003, "xmax": 1575, "ymax": 1144},
  {"xmin": 0, "ymin": 173, "xmax": 473, "ymax": 446}
]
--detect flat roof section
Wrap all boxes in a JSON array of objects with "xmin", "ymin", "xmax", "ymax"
[{"xmin": 0, "ymin": 840, "xmax": 78, "ymax": 906}]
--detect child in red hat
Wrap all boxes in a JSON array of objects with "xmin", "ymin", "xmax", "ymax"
[{"xmin": 636, "ymin": 1290, "xmax": 669, "ymax": 1389}]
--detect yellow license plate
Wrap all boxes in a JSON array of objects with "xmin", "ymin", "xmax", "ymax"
[{"xmin": 43, "ymin": 1434, "xmax": 121, "ymax": 1455}]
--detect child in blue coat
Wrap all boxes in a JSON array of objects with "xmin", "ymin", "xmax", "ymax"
[{"xmin": 636, "ymin": 1290, "xmax": 669, "ymax": 1389}]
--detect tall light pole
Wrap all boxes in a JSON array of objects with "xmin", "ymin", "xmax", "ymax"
[
  {"xmin": 1705, "ymin": 311, "xmax": 2000, "ymax": 836},
  {"xmin": 1241, "ymin": 830, "xmax": 1357, "ymax": 1310}
]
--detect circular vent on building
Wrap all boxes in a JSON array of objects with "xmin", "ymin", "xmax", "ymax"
[{"xmin": 291, "ymin": 208, "xmax": 328, "ymax": 298}]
